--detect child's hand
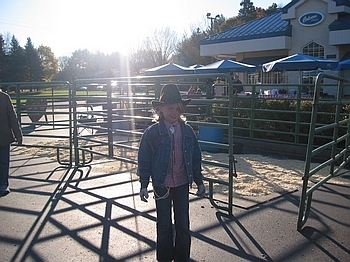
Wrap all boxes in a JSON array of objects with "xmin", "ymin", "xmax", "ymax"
[
  {"xmin": 196, "ymin": 184, "xmax": 205, "ymax": 197},
  {"xmin": 140, "ymin": 188, "xmax": 149, "ymax": 202}
]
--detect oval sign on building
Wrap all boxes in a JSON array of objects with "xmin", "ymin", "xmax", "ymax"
[{"xmin": 299, "ymin": 12, "xmax": 324, "ymax": 26}]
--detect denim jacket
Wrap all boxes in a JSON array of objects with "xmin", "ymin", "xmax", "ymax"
[{"xmin": 137, "ymin": 120, "xmax": 203, "ymax": 189}]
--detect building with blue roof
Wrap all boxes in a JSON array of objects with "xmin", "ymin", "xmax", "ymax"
[
  {"xmin": 200, "ymin": 0, "xmax": 350, "ymax": 93},
  {"xmin": 201, "ymin": 0, "xmax": 349, "ymax": 62}
]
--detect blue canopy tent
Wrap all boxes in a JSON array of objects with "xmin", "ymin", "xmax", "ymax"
[
  {"xmin": 195, "ymin": 59, "xmax": 256, "ymax": 73},
  {"xmin": 262, "ymin": 53, "xmax": 338, "ymax": 72},
  {"xmin": 144, "ymin": 63, "xmax": 194, "ymax": 75},
  {"xmin": 337, "ymin": 58, "xmax": 350, "ymax": 70}
]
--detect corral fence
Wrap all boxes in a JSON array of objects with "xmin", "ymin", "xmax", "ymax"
[
  {"xmin": 71, "ymin": 74, "xmax": 236, "ymax": 214},
  {"xmin": 3, "ymin": 81, "xmax": 73, "ymax": 165},
  {"xmin": 297, "ymin": 73, "xmax": 350, "ymax": 230},
  {"xmin": 2, "ymin": 72, "xmax": 349, "ymax": 218}
]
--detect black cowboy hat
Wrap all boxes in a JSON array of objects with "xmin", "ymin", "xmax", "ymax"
[{"xmin": 152, "ymin": 84, "xmax": 191, "ymax": 108}]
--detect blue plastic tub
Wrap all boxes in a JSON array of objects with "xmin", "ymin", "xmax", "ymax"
[{"xmin": 198, "ymin": 126, "xmax": 223, "ymax": 153}]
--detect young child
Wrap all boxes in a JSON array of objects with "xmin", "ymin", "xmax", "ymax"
[{"xmin": 137, "ymin": 84, "xmax": 205, "ymax": 262}]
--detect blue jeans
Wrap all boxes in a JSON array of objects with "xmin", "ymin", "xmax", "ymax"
[
  {"xmin": 0, "ymin": 145, "xmax": 10, "ymax": 191},
  {"xmin": 154, "ymin": 184, "xmax": 190, "ymax": 262}
]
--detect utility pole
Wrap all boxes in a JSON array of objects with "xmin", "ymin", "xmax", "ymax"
[{"xmin": 206, "ymin": 13, "xmax": 220, "ymax": 35}]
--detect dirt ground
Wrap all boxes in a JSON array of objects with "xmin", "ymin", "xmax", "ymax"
[{"xmin": 19, "ymin": 139, "xmax": 349, "ymax": 198}]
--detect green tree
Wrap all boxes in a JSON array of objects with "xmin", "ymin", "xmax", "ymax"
[
  {"xmin": 37, "ymin": 45, "xmax": 59, "ymax": 81},
  {"xmin": 217, "ymin": 16, "xmax": 241, "ymax": 32},
  {"xmin": 0, "ymin": 34, "xmax": 7, "ymax": 82},
  {"xmin": 265, "ymin": 3, "xmax": 281, "ymax": 15},
  {"xmin": 7, "ymin": 35, "xmax": 26, "ymax": 82},
  {"xmin": 55, "ymin": 49, "xmax": 127, "ymax": 81},
  {"xmin": 104, "ymin": 52, "xmax": 128, "ymax": 77},
  {"xmin": 88, "ymin": 51, "xmax": 125, "ymax": 78},
  {"xmin": 238, "ymin": 0, "xmax": 257, "ymax": 24},
  {"xmin": 25, "ymin": 37, "xmax": 44, "ymax": 81},
  {"xmin": 65, "ymin": 49, "xmax": 91, "ymax": 81}
]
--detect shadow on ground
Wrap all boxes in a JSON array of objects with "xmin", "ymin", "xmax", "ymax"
[{"xmin": 0, "ymin": 150, "xmax": 349, "ymax": 261}]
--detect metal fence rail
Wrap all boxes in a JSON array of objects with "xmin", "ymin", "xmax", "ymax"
[
  {"xmin": 68, "ymin": 74, "xmax": 236, "ymax": 214},
  {"xmin": 297, "ymin": 73, "xmax": 350, "ymax": 230},
  {"xmin": 70, "ymin": 74, "xmax": 237, "ymax": 214},
  {"xmin": 3, "ymin": 81, "xmax": 73, "ymax": 165},
  {"xmin": 229, "ymin": 83, "xmax": 350, "ymax": 148},
  {"xmin": 3, "ymin": 73, "xmax": 349, "ymax": 217}
]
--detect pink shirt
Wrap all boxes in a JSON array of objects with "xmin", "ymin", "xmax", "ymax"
[{"xmin": 164, "ymin": 120, "xmax": 189, "ymax": 187}]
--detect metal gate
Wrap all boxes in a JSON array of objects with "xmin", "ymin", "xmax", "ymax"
[
  {"xmin": 3, "ymin": 81, "xmax": 74, "ymax": 165},
  {"xmin": 71, "ymin": 74, "xmax": 237, "ymax": 214},
  {"xmin": 3, "ymin": 75, "xmax": 238, "ymax": 215},
  {"xmin": 297, "ymin": 73, "xmax": 350, "ymax": 230}
]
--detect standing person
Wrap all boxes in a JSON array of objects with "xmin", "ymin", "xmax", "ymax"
[
  {"xmin": 0, "ymin": 89, "xmax": 23, "ymax": 197},
  {"xmin": 138, "ymin": 84, "xmax": 205, "ymax": 262},
  {"xmin": 205, "ymin": 78, "xmax": 214, "ymax": 99},
  {"xmin": 232, "ymin": 74, "xmax": 243, "ymax": 93},
  {"xmin": 213, "ymin": 77, "xmax": 226, "ymax": 96}
]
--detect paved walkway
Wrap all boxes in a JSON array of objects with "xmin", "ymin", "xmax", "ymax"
[{"xmin": 0, "ymin": 147, "xmax": 349, "ymax": 262}]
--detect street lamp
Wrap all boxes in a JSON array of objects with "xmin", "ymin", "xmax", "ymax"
[{"xmin": 206, "ymin": 13, "xmax": 220, "ymax": 34}]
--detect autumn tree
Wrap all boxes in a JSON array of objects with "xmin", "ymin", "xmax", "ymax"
[
  {"xmin": 128, "ymin": 27, "xmax": 179, "ymax": 74},
  {"xmin": 145, "ymin": 27, "xmax": 179, "ymax": 66},
  {"xmin": 128, "ymin": 48, "xmax": 152, "ymax": 75},
  {"xmin": 256, "ymin": 3, "xmax": 280, "ymax": 18},
  {"xmin": 37, "ymin": 45, "xmax": 58, "ymax": 81},
  {"xmin": 173, "ymin": 28, "xmax": 213, "ymax": 66}
]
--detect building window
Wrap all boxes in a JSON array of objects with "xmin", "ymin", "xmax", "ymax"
[
  {"xmin": 303, "ymin": 42, "xmax": 325, "ymax": 58},
  {"xmin": 302, "ymin": 42, "xmax": 325, "ymax": 89},
  {"xmin": 247, "ymin": 73, "xmax": 260, "ymax": 84},
  {"xmin": 260, "ymin": 71, "xmax": 287, "ymax": 84}
]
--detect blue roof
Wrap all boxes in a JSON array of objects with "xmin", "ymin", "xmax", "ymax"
[
  {"xmin": 333, "ymin": 0, "xmax": 350, "ymax": 8},
  {"xmin": 337, "ymin": 58, "xmax": 350, "ymax": 70},
  {"xmin": 262, "ymin": 53, "xmax": 339, "ymax": 72},
  {"xmin": 200, "ymin": 12, "xmax": 291, "ymax": 45},
  {"xmin": 201, "ymin": 0, "xmax": 350, "ymax": 46},
  {"xmin": 195, "ymin": 59, "xmax": 256, "ymax": 73},
  {"xmin": 329, "ymin": 15, "xmax": 350, "ymax": 31},
  {"xmin": 144, "ymin": 63, "xmax": 194, "ymax": 75},
  {"xmin": 281, "ymin": 0, "xmax": 350, "ymax": 13}
]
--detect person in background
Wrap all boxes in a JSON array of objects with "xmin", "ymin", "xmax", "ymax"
[
  {"xmin": 213, "ymin": 77, "xmax": 226, "ymax": 96},
  {"xmin": 205, "ymin": 78, "xmax": 214, "ymax": 99},
  {"xmin": 232, "ymin": 74, "xmax": 243, "ymax": 93},
  {"xmin": 0, "ymin": 89, "xmax": 23, "ymax": 197},
  {"xmin": 137, "ymin": 84, "xmax": 205, "ymax": 262}
]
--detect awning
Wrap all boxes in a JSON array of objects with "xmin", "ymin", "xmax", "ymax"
[{"xmin": 241, "ymin": 56, "xmax": 285, "ymax": 66}]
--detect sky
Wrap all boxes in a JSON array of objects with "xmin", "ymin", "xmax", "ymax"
[{"xmin": 0, "ymin": 0, "xmax": 290, "ymax": 58}]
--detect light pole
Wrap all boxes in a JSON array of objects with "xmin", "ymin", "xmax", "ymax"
[{"xmin": 206, "ymin": 13, "xmax": 220, "ymax": 35}]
